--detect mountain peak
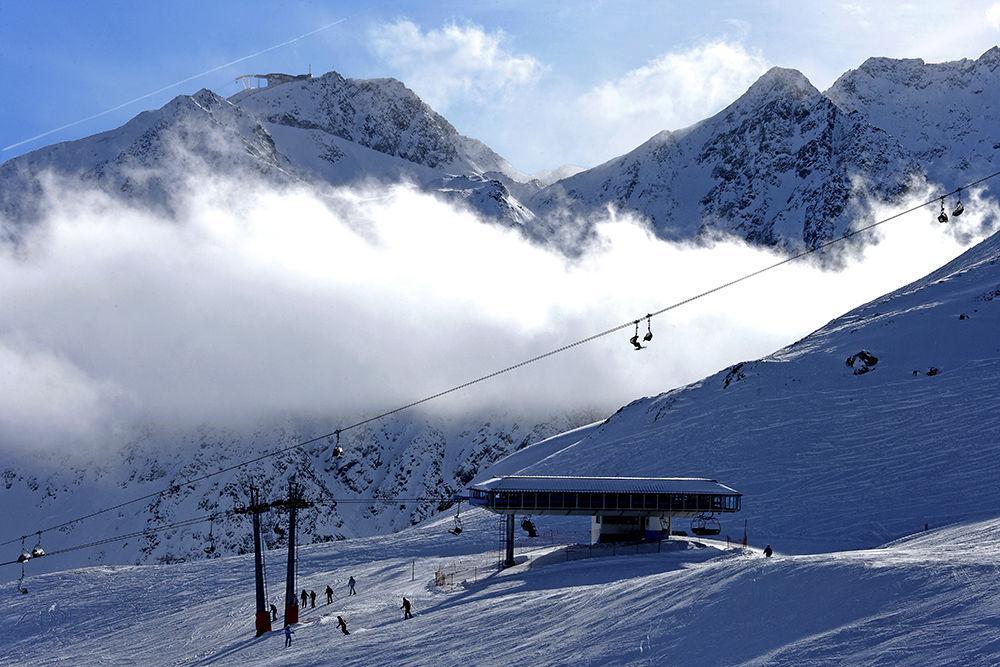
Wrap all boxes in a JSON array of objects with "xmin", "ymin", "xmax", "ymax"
[
  {"xmin": 979, "ymin": 45, "xmax": 1000, "ymax": 64},
  {"xmin": 739, "ymin": 67, "xmax": 818, "ymax": 103}
]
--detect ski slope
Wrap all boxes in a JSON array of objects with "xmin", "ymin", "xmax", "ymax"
[
  {"xmin": 486, "ymin": 226, "xmax": 1000, "ymax": 554},
  {"xmin": 4, "ymin": 508, "xmax": 1000, "ymax": 665}
]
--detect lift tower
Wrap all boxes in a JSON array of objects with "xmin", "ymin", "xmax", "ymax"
[
  {"xmin": 272, "ymin": 478, "xmax": 311, "ymax": 626},
  {"xmin": 235, "ymin": 485, "xmax": 273, "ymax": 636}
]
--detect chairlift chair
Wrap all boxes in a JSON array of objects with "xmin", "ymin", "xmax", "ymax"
[
  {"xmin": 16, "ymin": 536, "xmax": 31, "ymax": 563},
  {"xmin": 643, "ymin": 315, "xmax": 653, "ymax": 342},
  {"xmin": 690, "ymin": 515, "xmax": 722, "ymax": 537},
  {"xmin": 330, "ymin": 430, "xmax": 344, "ymax": 459},
  {"xmin": 30, "ymin": 532, "xmax": 45, "ymax": 559},
  {"xmin": 449, "ymin": 502, "xmax": 463, "ymax": 535},
  {"xmin": 937, "ymin": 197, "xmax": 949, "ymax": 223},
  {"xmin": 952, "ymin": 190, "xmax": 964, "ymax": 217},
  {"xmin": 15, "ymin": 537, "xmax": 30, "ymax": 594},
  {"xmin": 521, "ymin": 517, "xmax": 538, "ymax": 537},
  {"xmin": 630, "ymin": 321, "xmax": 645, "ymax": 350}
]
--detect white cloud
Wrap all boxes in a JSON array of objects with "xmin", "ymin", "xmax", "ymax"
[
  {"xmin": 1, "ymin": 172, "xmax": 994, "ymax": 455},
  {"xmin": 368, "ymin": 20, "xmax": 544, "ymax": 110},
  {"xmin": 987, "ymin": 2, "xmax": 1000, "ymax": 28},
  {"xmin": 841, "ymin": 3, "xmax": 873, "ymax": 29},
  {"xmin": 580, "ymin": 41, "xmax": 770, "ymax": 134}
]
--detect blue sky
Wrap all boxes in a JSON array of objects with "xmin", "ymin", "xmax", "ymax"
[{"xmin": 2, "ymin": 0, "xmax": 1000, "ymax": 173}]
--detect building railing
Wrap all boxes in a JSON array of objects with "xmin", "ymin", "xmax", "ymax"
[{"xmin": 472, "ymin": 490, "xmax": 741, "ymax": 514}]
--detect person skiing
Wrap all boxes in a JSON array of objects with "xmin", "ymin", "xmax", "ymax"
[
  {"xmin": 325, "ymin": 585, "xmax": 334, "ymax": 604},
  {"xmin": 400, "ymin": 597, "xmax": 413, "ymax": 619},
  {"xmin": 283, "ymin": 625, "xmax": 294, "ymax": 648},
  {"xmin": 270, "ymin": 603, "xmax": 278, "ymax": 622},
  {"xmin": 763, "ymin": 544, "xmax": 773, "ymax": 558},
  {"xmin": 300, "ymin": 589, "xmax": 308, "ymax": 607},
  {"xmin": 309, "ymin": 590, "xmax": 316, "ymax": 608},
  {"xmin": 337, "ymin": 615, "xmax": 350, "ymax": 635},
  {"xmin": 348, "ymin": 576, "xmax": 357, "ymax": 596}
]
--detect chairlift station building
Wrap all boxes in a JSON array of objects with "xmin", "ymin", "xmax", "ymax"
[{"xmin": 467, "ymin": 475, "xmax": 742, "ymax": 567}]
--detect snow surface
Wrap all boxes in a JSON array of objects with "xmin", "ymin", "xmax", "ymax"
[{"xmin": 5, "ymin": 508, "xmax": 1000, "ymax": 665}]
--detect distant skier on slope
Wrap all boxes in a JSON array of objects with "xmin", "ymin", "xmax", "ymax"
[
  {"xmin": 284, "ymin": 625, "xmax": 294, "ymax": 648},
  {"xmin": 310, "ymin": 590, "xmax": 317, "ymax": 608},
  {"xmin": 763, "ymin": 544, "xmax": 773, "ymax": 558},
  {"xmin": 348, "ymin": 576, "xmax": 357, "ymax": 596},
  {"xmin": 401, "ymin": 597, "xmax": 413, "ymax": 619},
  {"xmin": 270, "ymin": 603, "xmax": 278, "ymax": 622},
  {"xmin": 337, "ymin": 616, "xmax": 350, "ymax": 635},
  {"xmin": 325, "ymin": 585, "xmax": 334, "ymax": 604},
  {"xmin": 300, "ymin": 589, "xmax": 308, "ymax": 607}
]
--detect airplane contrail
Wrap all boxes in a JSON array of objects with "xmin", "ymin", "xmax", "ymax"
[{"xmin": 2, "ymin": 16, "xmax": 350, "ymax": 152}]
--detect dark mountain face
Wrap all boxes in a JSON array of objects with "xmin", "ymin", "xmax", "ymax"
[{"xmin": 529, "ymin": 67, "xmax": 922, "ymax": 250}]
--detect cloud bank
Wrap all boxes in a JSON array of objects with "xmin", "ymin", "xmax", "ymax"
[
  {"xmin": 0, "ymin": 174, "xmax": 994, "ymax": 455},
  {"xmin": 368, "ymin": 20, "xmax": 543, "ymax": 110},
  {"xmin": 580, "ymin": 41, "xmax": 770, "ymax": 137}
]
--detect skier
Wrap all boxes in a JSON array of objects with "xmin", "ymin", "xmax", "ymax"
[
  {"xmin": 763, "ymin": 544, "xmax": 773, "ymax": 558},
  {"xmin": 284, "ymin": 625, "xmax": 294, "ymax": 648},
  {"xmin": 309, "ymin": 590, "xmax": 317, "ymax": 608},
  {"xmin": 337, "ymin": 616, "xmax": 350, "ymax": 635},
  {"xmin": 348, "ymin": 576, "xmax": 357, "ymax": 596},
  {"xmin": 270, "ymin": 603, "xmax": 278, "ymax": 622},
  {"xmin": 300, "ymin": 589, "xmax": 308, "ymax": 608},
  {"xmin": 325, "ymin": 585, "xmax": 334, "ymax": 604},
  {"xmin": 401, "ymin": 597, "xmax": 413, "ymax": 619}
]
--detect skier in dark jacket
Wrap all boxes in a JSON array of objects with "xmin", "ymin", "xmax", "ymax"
[
  {"xmin": 309, "ymin": 590, "xmax": 317, "ymax": 608},
  {"xmin": 325, "ymin": 585, "xmax": 334, "ymax": 604},
  {"xmin": 348, "ymin": 576, "xmax": 357, "ymax": 596},
  {"xmin": 401, "ymin": 597, "xmax": 413, "ymax": 619},
  {"xmin": 300, "ymin": 589, "xmax": 308, "ymax": 607},
  {"xmin": 284, "ymin": 625, "xmax": 294, "ymax": 648},
  {"xmin": 337, "ymin": 616, "xmax": 350, "ymax": 635},
  {"xmin": 763, "ymin": 544, "xmax": 773, "ymax": 558},
  {"xmin": 270, "ymin": 603, "xmax": 278, "ymax": 622}
]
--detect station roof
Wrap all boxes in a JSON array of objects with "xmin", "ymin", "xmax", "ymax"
[{"xmin": 470, "ymin": 475, "xmax": 740, "ymax": 495}]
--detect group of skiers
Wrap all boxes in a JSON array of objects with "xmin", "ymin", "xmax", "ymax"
[
  {"xmin": 280, "ymin": 576, "xmax": 414, "ymax": 648},
  {"xmin": 292, "ymin": 576, "xmax": 356, "ymax": 612}
]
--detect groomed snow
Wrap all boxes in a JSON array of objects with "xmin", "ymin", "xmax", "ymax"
[{"xmin": 4, "ymin": 508, "xmax": 1000, "ymax": 665}]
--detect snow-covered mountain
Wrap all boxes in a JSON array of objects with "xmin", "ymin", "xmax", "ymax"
[
  {"xmin": 0, "ymin": 88, "xmax": 286, "ymax": 228},
  {"xmin": 3, "ymin": 50, "xmax": 1000, "ymax": 573},
  {"xmin": 5, "ymin": 51, "xmax": 999, "ymax": 245},
  {"xmin": 0, "ymin": 72, "xmax": 536, "ymax": 230},
  {"xmin": 530, "ymin": 67, "xmax": 920, "ymax": 248},
  {"xmin": 484, "ymin": 223, "xmax": 1000, "ymax": 554},
  {"xmin": 827, "ymin": 46, "xmax": 1000, "ymax": 186},
  {"xmin": 233, "ymin": 71, "xmax": 524, "ymax": 180},
  {"xmin": 0, "ymin": 410, "xmax": 597, "ymax": 571}
]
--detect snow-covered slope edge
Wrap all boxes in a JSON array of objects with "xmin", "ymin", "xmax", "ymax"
[{"xmin": 482, "ymin": 227, "xmax": 1000, "ymax": 553}]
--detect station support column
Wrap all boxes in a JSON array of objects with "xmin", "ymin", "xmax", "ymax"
[{"xmin": 503, "ymin": 513, "xmax": 515, "ymax": 568}]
